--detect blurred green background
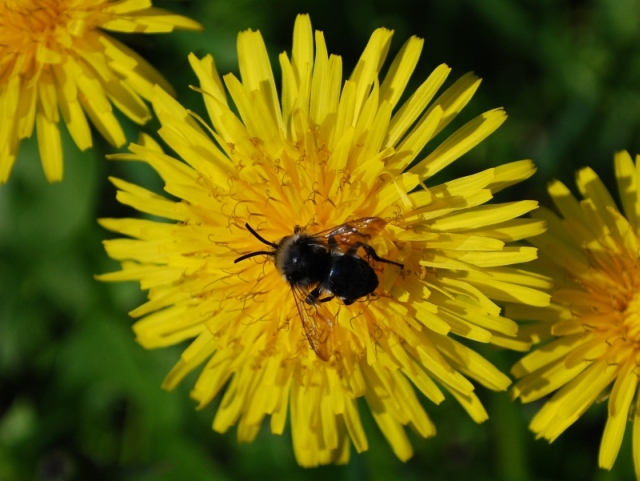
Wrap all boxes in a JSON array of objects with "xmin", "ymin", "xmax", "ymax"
[{"xmin": 2, "ymin": 0, "xmax": 640, "ymax": 480}]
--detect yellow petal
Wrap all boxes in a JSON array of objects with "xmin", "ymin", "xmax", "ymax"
[
  {"xmin": 428, "ymin": 201, "xmax": 538, "ymax": 232},
  {"xmin": 379, "ymin": 36, "xmax": 423, "ymax": 109},
  {"xmin": 435, "ymin": 335, "xmax": 511, "ymax": 391},
  {"xmin": 411, "ymin": 109, "xmax": 507, "ymax": 180},
  {"xmin": 237, "ymin": 28, "xmax": 283, "ymax": 131},
  {"xmin": 36, "ymin": 111, "xmax": 63, "ymax": 182},
  {"xmin": 487, "ymin": 159, "xmax": 536, "ymax": 193},
  {"xmin": 349, "ymin": 27, "xmax": 393, "ymax": 117},
  {"xmin": 614, "ymin": 150, "xmax": 639, "ymax": 231},
  {"xmin": 426, "ymin": 71, "xmax": 482, "ymax": 138},
  {"xmin": 598, "ymin": 362, "xmax": 638, "ymax": 469},
  {"xmin": 385, "ymin": 63, "xmax": 450, "ymax": 148},
  {"xmin": 310, "ymin": 31, "xmax": 341, "ymax": 132},
  {"xmin": 511, "ymin": 334, "xmax": 583, "ymax": 378},
  {"xmin": 633, "ymin": 395, "xmax": 640, "ymax": 479},
  {"xmin": 386, "ymin": 106, "xmax": 443, "ymax": 172}
]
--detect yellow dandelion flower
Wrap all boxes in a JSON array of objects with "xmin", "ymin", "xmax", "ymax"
[
  {"xmin": 99, "ymin": 15, "xmax": 550, "ymax": 466},
  {"xmin": 510, "ymin": 151, "xmax": 640, "ymax": 474},
  {"xmin": 0, "ymin": 0, "xmax": 202, "ymax": 183}
]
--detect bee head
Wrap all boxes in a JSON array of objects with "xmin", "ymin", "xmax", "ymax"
[{"xmin": 276, "ymin": 234, "xmax": 329, "ymax": 287}]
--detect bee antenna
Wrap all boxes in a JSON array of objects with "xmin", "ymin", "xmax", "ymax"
[
  {"xmin": 245, "ymin": 223, "xmax": 278, "ymax": 248},
  {"xmin": 234, "ymin": 251, "xmax": 275, "ymax": 263}
]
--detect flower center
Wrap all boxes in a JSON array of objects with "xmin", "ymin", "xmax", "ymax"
[
  {"xmin": 0, "ymin": 0, "xmax": 102, "ymax": 59},
  {"xmin": 602, "ymin": 251, "xmax": 640, "ymax": 345},
  {"xmin": 225, "ymin": 139, "xmax": 375, "ymax": 241}
]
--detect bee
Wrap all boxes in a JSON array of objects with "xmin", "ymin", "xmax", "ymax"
[{"xmin": 234, "ymin": 217, "xmax": 403, "ymax": 361}]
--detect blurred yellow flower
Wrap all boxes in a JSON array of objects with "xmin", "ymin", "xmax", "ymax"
[
  {"xmin": 99, "ymin": 14, "xmax": 549, "ymax": 466},
  {"xmin": 510, "ymin": 151, "xmax": 640, "ymax": 474},
  {"xmin": 0, "ymin": 0, "xmax": 202, "ymax": 183}
]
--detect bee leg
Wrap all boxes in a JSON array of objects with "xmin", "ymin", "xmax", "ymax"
[
  {"xmin": 305, "ymin": 285, "xmax": 322, "ymax": 304},
  {"xmin": 306, "ymin": 285, "xmax": 334, "ymax": 304},
  {"xmin": 328, "ymin": 233, "xmax": 339, "ymax": 250},
  {"xmin": 348, "ymin": 242, "xmax": 404, "ymax": 269}
]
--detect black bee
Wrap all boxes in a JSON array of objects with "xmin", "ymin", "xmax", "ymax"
[{"xmin": 234, "ymin": 217, "xmax": 403, "ymax": 361}]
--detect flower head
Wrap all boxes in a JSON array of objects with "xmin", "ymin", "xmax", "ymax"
[
  {"xmin": 510, "ymin": 151, "xmax": 640, "ymax": 474},
  {"xmin": 99, "ymin": 15, "xmax": 549, "ymax": 466},
  {"xmin": 0, "ymin": 0, "xmax": 202, "ymax": 183}
]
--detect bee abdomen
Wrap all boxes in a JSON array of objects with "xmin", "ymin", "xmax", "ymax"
[{"xmin": 326, "ymin": 255, "xmax": 378, "ymax": 305}]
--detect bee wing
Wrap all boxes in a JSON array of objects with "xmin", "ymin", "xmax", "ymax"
[
  {"xmin": 310, "ymin": 217, "xmax": 387, "ymax": 253},
  {"xmin": 290, "ymin": 284, "xmax": 335, "ymax": 361}
]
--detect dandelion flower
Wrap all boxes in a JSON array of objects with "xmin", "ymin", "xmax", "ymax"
[
  {"xmin": 0, "ymin": 0, "xmax": 202, "ymax": 183},
  {"xmin": 99, "ymin": 14, "xmax": 550, "ymax": 466},
  {"xmin": 510, "ymin": 151, "xmax": 640, "ymax": 474}
]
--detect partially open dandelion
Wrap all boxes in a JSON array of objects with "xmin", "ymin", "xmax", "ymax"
[
  {"xmin": 0, "ymin": 0, "xmax": 202, "ymax": 183},
  {"xmin": 99, "ymin": 15, "xmax": 550, "ymax": 466},
  {"xmin": 510, "ymin": 151, "xmax": 640, "ymax": 475}
]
